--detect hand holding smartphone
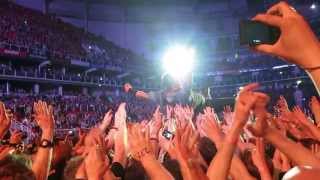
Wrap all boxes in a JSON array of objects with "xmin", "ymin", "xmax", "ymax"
[{"xmin": 162, "ymin": 129, "xmax": 174, "ymax": 140}]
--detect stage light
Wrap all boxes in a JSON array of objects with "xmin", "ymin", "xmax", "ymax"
[
  {"xmin": 296, "ymin": 80, "xmax": 302, "ymax": 85},
  {"xmin": 162, "ymin": 45, "xmax": 195, "ymax": 79},
  {"xmin": 311, "ymin": 3, "xmax": 316, "ymax": 9}
]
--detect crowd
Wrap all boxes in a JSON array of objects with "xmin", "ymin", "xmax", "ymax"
[
  {"xmin": 210, "ymin": 54, "xmax": 286, "ymax": 72},
  {"xmin": 0, "ymin": 1, "xmax": 320, "ymax": 180},
  {"xmin": 0, "ymin": 0, "xmax": 141, "ymax": 68},
  {"xmin": 0, "ymin": 62, "xmax": 122, "ymax": 86}
]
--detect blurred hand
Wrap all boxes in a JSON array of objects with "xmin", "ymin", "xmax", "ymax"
[
  {"xmin": 311, "ymin": 143, "xmax": 320, "ymax": 159},
  {"xmin": 84, "ymin": 128, "xmax": 105, "ymax": 153},
  {"xmin": 128, "ymin": 124, "xmax": 152, "ymax": 160},
  {"xmin": 197, "ymin": 107, "xmax": 223, "ymax": 146},
  {"xmin": 222, "ymin": 105, "xmax": 233, "ymax": 131},
  {"xmin": 251, "ymin": 138, "xmax": 267, "ymax": 170},
  {"xmin": 9, "ymin": 131, "xmax": 23, "ymax": 145},
  {"xmin": 33, "ymin": 101, "xmax": 54, "ymax": 137},
  {"xmin": 310, "ymin": 96, "xmax": 320, "ymax": 126},
  {"xmin": 149, "ymin": 106, "xmax": 163, "ymax": 138},
  {"xmin": 253, "ymin": 1, "xmax": 320, "ymax": 69},
  {"xmin": 84, "ymin": 145, "xmax": 109, "ymax": 180},
  {"xmin": 78, "ymin": 128, "xmax": 86, "ymax": 141},
  {"xmin": 114, "ymin": 103, "xmax": 126, "ymax": 129},
  {"xmin": 166, "ymin": 105, "xmax": 173, "ymax": 120},
  {"xmin": 170, "ymin": 124, "xmax": 200, "ymax": 163},
  {"xmin": 233, "ymin": 83, "xmax": 268, "ymax": 128},
  {"xmin": 99, "ymin": 110, "xmax": 112, "ymax": 132},
  {"xmin": 272, "ymin": 149, "xmax": 291, "ymax": 171},
  {"xmin": 0, "ymin": 102, "xmax": 12, "ymax": 138},
  {"xmin": 123, "ymin": 83, "xmax": 132, "ymax": 93},
  {"xmin": 174, "ymin": 105, "xmax": 194, "ymax": 130},
  {"xmin": 292, "ymin": 106, "xmax": 312, "ymax": 127}
]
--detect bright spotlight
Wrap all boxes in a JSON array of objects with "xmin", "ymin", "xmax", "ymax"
[
  {"xmin": 296, "ymin": 80, "xmax": 302, "ymax": 85},
  {"xmin": 311, "ymin": 3, "xmax": 316, "ymax": 9},
  {"xmin": 162, "ymin": 45, "xmax": 195, "ymax": 79}
]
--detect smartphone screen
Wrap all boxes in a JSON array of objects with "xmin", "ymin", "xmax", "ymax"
[
  {"xmin": 162, "ymin": 129, "xmax": 174, "ymax": 140},
  {"xmin": 239, "ymin": 20, "xmax": 280, "ymax": 46}
]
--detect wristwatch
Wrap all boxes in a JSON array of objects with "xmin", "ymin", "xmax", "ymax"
[
  {"xmin": 110, "ymin": 162, "xmax": 125, "ymax": 178},
  {"xmin": 0, "ymin": 139, "xmax": 9, "ymax": 146},
  {"xmin": 39, "ymin": 139, "xmax": 53, "ymax": 148}
]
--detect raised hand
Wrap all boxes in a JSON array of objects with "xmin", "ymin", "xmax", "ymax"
[
  {"xmin": 222, "ymin": 105, "xmax": 233, "ymax": 131},
  {"xmin": 197, "ymin": 107, "xmax": 223, "ymax": 147},
  {"xmin": 233, "ymin": 83, "xmax": 268, "ymax": 128},
  {"xmin": 123, "ymin": 83, "xmax": 133, "ymax": 93},
  {"xmin": 166, "ymin": 105, "xmax": 173, "ymax": 120},
  {"xmin": 277, "ymin": 96, "xmax": 289, "ymax": 112},
  {"xmin": 113, "ymin": 104, "xmax": 128, "ymax": 166},
  {"xmin": 251, "ymin": 138, "xmax": 272, "ymax": 180},
  {"xmin": 115, "ymin": 103, "xmax": 126, "ymax": 129},
  {"xmin": 84, "ymin": 128, "xmax": 105, "ymax": 152},
  {"xmin": 292, "ymin": 106, "xmax": 312, "ymax": 127},
  {"xmin": 310, "ymin": 96, "xmax": 320, "ymax": 126},
  {"xmin": 84, "ymin": 143, "xmax": 109, "ymax": 180},
  {"xmin": 128, "ymin": 123, "xmax": 152, "ymax": 160},
  {"xmin": 149, "ymin": 106, "xmax": 163, "ymax": 139},
  {"xmin": 272, "ymin": 149, "xmax": 291, "ymax": 172},
  {"xmin": 0, "ymin": 101, "xmax": 12, "ymax": 139},
  {"xmin": 33, "ymin": 100, "xmax": 54, "ymax": 138},
  {"xmin": 169, "ymin": 125, "xmax": 207, "ymax": 180},
  {"xmin": 174, "ymin": 105, "xmax": 188, "ymax": 129},
  {"xmin": 253, "ymin": 1, "xmax": 320, "ymax": 69},
  {"xmin": 32, "ymin": 100, "xmax": 55, "ymax": 180},
  {"xmin": 128, "ymin": 123, "xmax": 174, "ymax": 180},
  {"xmin": 311, "ymin": 143, "xmax": 320, "ymax": 159},
  {"xmin": 292, "ymin": 106, "xmax": 320, "ymax": 140},
  {"xmin": 99, "ymin": 110, "xmax": 112, "ymax": 132}
]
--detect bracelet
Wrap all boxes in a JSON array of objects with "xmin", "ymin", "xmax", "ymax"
[
  {"xmin": 109, "ymin": 127, "xmax": 119, "ymax": 131},
  {"xmin": 150, "ymin": 137, "xmax": 159, "ymax": 142},
  {"xmin": 0, "ymin": 139, "xmax": 9, "ymax": 146},
  {"xmin": 132, "ymin": 147, "xmax": 151, "ymax": 160}
]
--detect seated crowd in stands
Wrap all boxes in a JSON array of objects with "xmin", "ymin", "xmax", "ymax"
[{"xmin": 0, "ymin": 0, "xmax": 142, "ymax": 68}]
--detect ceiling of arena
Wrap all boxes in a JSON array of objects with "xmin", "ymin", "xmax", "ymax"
[{"xmin": 43, "ymin": 0, "xmax": 317, "ymax": 23}]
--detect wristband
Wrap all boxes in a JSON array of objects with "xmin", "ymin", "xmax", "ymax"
[
  {"xmin": 110, "ymin": 162, "xmax": 125, "ymax": 178},
  {"xmin": 132, "ymin": 147, "xmax": 151, "ymax": 160},
  {"xmin": 39, "ymin": 139, "xmax": 54, "ymax": 148},
  {"xmin": 0, "ymin": 139, "xmax": 9, "ymax": 146},
  {"xmin": 150, "ymin": 137, "xmax": 159, "ymax": 142},
  {"xmin": 109, "ymin": 127, "xmax": 119, "ymax": 131}
]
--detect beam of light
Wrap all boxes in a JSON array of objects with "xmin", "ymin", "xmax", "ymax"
[{"xmin": 162, "ymin": 45, "xmax": 195, "ymax": 80}]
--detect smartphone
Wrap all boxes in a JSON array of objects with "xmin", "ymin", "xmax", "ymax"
[
  {"xmin": 68, "ymin": 130, "xmax": 74, "ymax": 136},
  {"xmin": 162, "ymin": 129, "xmax": 174, "ymax": 140},
  {"xmin": 239, "ymin": 20, "xmax": 280, "ymax": 46}
]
